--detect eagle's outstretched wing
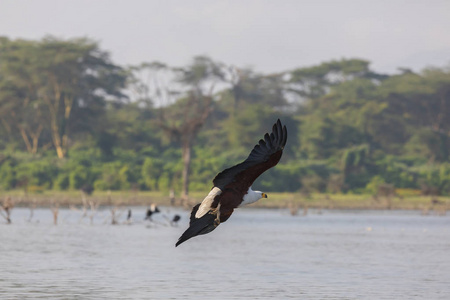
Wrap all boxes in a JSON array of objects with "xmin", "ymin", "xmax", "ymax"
[{"xmin": 213, "ymin": 119, "xmax": 287, "ymax": 192}]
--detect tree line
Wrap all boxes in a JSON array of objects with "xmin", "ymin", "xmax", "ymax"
[{"xmin": 0, "ymin": 36, "xmax": 449, "ymax": 197}]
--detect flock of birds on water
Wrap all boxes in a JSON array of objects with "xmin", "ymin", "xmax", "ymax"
[
  {"xmin": 0, "ymin": 201, "xmax": 182, "ymax": 227},
  {"xmin": 126, "ymin": 204, "xmax": 181, "ymax": 227}
]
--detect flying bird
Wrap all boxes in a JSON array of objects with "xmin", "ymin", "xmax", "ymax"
[{"xmin": 176, "ymin": 119, "xmax": 287, "ymax": 247}]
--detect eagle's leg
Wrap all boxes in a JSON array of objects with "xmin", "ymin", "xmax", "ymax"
[{"xmin": 209, "ymin": 203, "xmax": 221, "ymax": 227}]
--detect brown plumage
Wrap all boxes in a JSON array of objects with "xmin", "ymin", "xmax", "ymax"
[{"xmin": 176, "ymin": 119, "xmax": 287, "ymax": 247}]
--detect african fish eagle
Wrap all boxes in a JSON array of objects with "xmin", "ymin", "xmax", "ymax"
[{"xmin": 176, "ymin": 119, "xmax": 287, "ymax": 247}]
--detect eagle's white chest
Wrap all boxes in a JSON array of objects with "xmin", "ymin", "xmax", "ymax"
[{"xmin": 196, "ymin": 187, "xmax": 261, "ymax": 218}]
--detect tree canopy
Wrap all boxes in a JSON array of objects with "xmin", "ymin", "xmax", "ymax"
[{"xmin": 1, "ymin": 36, "xmax": 449, "ymax": 196}]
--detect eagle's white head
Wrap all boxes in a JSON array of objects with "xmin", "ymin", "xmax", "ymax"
[{"xmin": 240, "ymin": 187, "xmax": 267, "ymax": 206}]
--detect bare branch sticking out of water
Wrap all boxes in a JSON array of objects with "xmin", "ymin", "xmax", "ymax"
[
  {"xmin": 110, "ymin": 206, "xmax": 126, "ymax": 225},
  {"xmin": 79, "ymin": 192, "xmax": 89, "ymax": 223},
  {"xmin": 28, "ymin": 198, "xmax": 37, "ymax": 222},
  {"xmin": 78, "ymin": 191, "xmax": 100, "ymax": 225},
  {"xmin": 0, "ymin": 196, "xmax": 15, "ymax": 224},
  {"xmin": 50, "ymin": 199, "xmax": 59, "ymax": 225},
  {"xmin": 88, "ymin": 198, "xmax": 100, "ymax": 225}
]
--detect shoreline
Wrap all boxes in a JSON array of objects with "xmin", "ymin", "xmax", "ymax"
[{"xmin": 1, "ymin": 190, "xmax": 449, "ymax": 212}]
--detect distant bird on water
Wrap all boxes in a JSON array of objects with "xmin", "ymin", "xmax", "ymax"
[
  {"xmin": 176, "ymin": 119, "xmax": 287, "ymax": 247},
  {"xmin": 171, "ymin": 214, "xmax": 181, "ymax": 226},
  {"xmin": 145, "ymin": 204, "xmax": 160, "ymax": 221}
]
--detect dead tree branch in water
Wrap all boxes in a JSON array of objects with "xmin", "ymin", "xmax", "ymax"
[
  {"xmin": 0, "ymin": 196, "xmax": 15, "ymax": 224},
  {"xmin": 88, "ymin": 198, "xmax": 100, "ymax": 225},
  {"xmin": 50, "ymin": 199, "xmax": 59, "ymax": 225},
  {"xmin": 110, "ymin": 206, "xmax": 126, "ymax": 225},
  {"xmin": 79, "ymin": 192, "xmax": 89, "ymax": 223},
  {"xmin": 78, "ymin": 190, "xmax": 100, "ymax": 224},
  {"xmin": 28, "ymin": 198, "xmax": 37, "ymax": 222},
  {"xmin": 110, "ymin": 207, "xmax": 118, "ymax": 225}
]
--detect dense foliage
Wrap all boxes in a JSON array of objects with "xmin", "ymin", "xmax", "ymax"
[{"xmin": 1, "ymin": 37, "xmax": 449, "ymax": 195}]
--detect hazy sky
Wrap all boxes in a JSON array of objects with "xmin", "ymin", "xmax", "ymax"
[{"xmin": 1, "ymin": 0, "xmax": 449, "ymax": 74}]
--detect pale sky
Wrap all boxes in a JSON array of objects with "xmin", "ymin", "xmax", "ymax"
[{"xmin": 1, "ymin": 0, "xmax": 449, "ymax": 74}]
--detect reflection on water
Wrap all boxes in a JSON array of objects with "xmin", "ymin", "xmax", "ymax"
[{"xmin": 1, "ymin": 207, "xmax": 449, "ymax": 299}]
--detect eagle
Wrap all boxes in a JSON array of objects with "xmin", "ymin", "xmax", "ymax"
[{"xmin": 176, "ymin": 119, "xmax": 287, "ymax": 247}]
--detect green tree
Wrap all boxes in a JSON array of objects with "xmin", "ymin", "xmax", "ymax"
[
  {"xmin": 0, "ymin": 36, "xmax": 127, "ymax": 158},
  {"xmin": 130, "ymin": 56, "xmax": 224, "ymax": 202},
  {"xmin": 0, "ymin": 37, "xmax": 48, "ymax": 153}
]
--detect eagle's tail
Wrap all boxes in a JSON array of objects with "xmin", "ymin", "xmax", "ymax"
[{"xmin": 175, "ymin": 209, "xmax": 218, "ymax": 247}]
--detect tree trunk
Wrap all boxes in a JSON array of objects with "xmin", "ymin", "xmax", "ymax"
[
  {"xmin": 181, "ymin": 139, "xmax": 191, "ymax": 206},
  {"xmin": 50, "ymin": 118, "xmax": 65, "ymax": 159},
  {"xmin": 0, "ymin": 118, "xmax": 12, "ymax": 136},
  {"xmin": 45, "ymin": 80, "xmax": 74, "ymax": 159},
  {"xmin": 31, "ymin": 124, "xmax": 43, "ymax": 154},
  {"xmin": 19, "ymin": 127, "xmax": 33, "ymax": 153},
  {"xmin": 19, "ymin": 124, "xmax": 43, "ymax": 154}
]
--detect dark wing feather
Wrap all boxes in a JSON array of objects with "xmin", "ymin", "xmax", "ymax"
[
  {"xmin": 212, "ymin": 119, "xmax": 287, "ymax": 191},
  {"xmin": 189, "ymin": 203, "xmax": 201, "ymax": 225},
  {"xmin": 175, "ymin": 212, "xmax": 217, "ymax": 247}
]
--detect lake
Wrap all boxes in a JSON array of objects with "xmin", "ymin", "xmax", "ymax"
[{"xmin": 1, "ymin": 207, "xmax": 449, "ymax": 299}]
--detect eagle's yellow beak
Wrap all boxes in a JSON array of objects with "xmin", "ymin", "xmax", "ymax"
[{"xmin": 262, "ymin": 193, "xmax": 268, "ymax": 198}]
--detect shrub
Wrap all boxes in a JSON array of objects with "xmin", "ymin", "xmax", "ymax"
[
  {"xmin": 55, "ymin": 173, "xmax": 70, "ymax": 190},
  {"xmin": 0, "ymin": 160, "xmax": 17, "ymax": 190},
  {"xmin": 15, "ymin": 159, "xmax": 58, "ymax": 189}
]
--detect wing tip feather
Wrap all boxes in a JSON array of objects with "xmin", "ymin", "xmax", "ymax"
[
  {"xmin": 282, "ymin": 125, "xmax": 287, "ymax": 148},
  {"xmin": 271, "ymin": 119, "xmax": 287, "ymax": 149}
]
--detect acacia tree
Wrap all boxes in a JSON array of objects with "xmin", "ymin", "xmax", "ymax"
[
  {"xmin": 129, "ymin": 56, "xmax": 224, "ymax": 202},
  {"xmin": 381, "ymin": 68, "xmax": 450, "ymax": 161},
  {"xmin": 287, "ymin": 58, "xmax": 387, "ymax": 101},
  {"xmin": 34, "ymin": 37, "xmax": 127, "ymax": 158},
  {"xmin": 0, "ymin": 38, "xmax": 47, "ymax": 153},
  {"xmin": 0, "ymin": 37, "xmax": 126, "ymax": 158},
  {"xmin": 0, "ymin": 82, "xmax": 44, "ymax": 153}
]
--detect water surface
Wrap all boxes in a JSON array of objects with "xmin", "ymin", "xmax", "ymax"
[{"xmin": 1, "ymin": 207, "xmax": 449, "ymax": 299}]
